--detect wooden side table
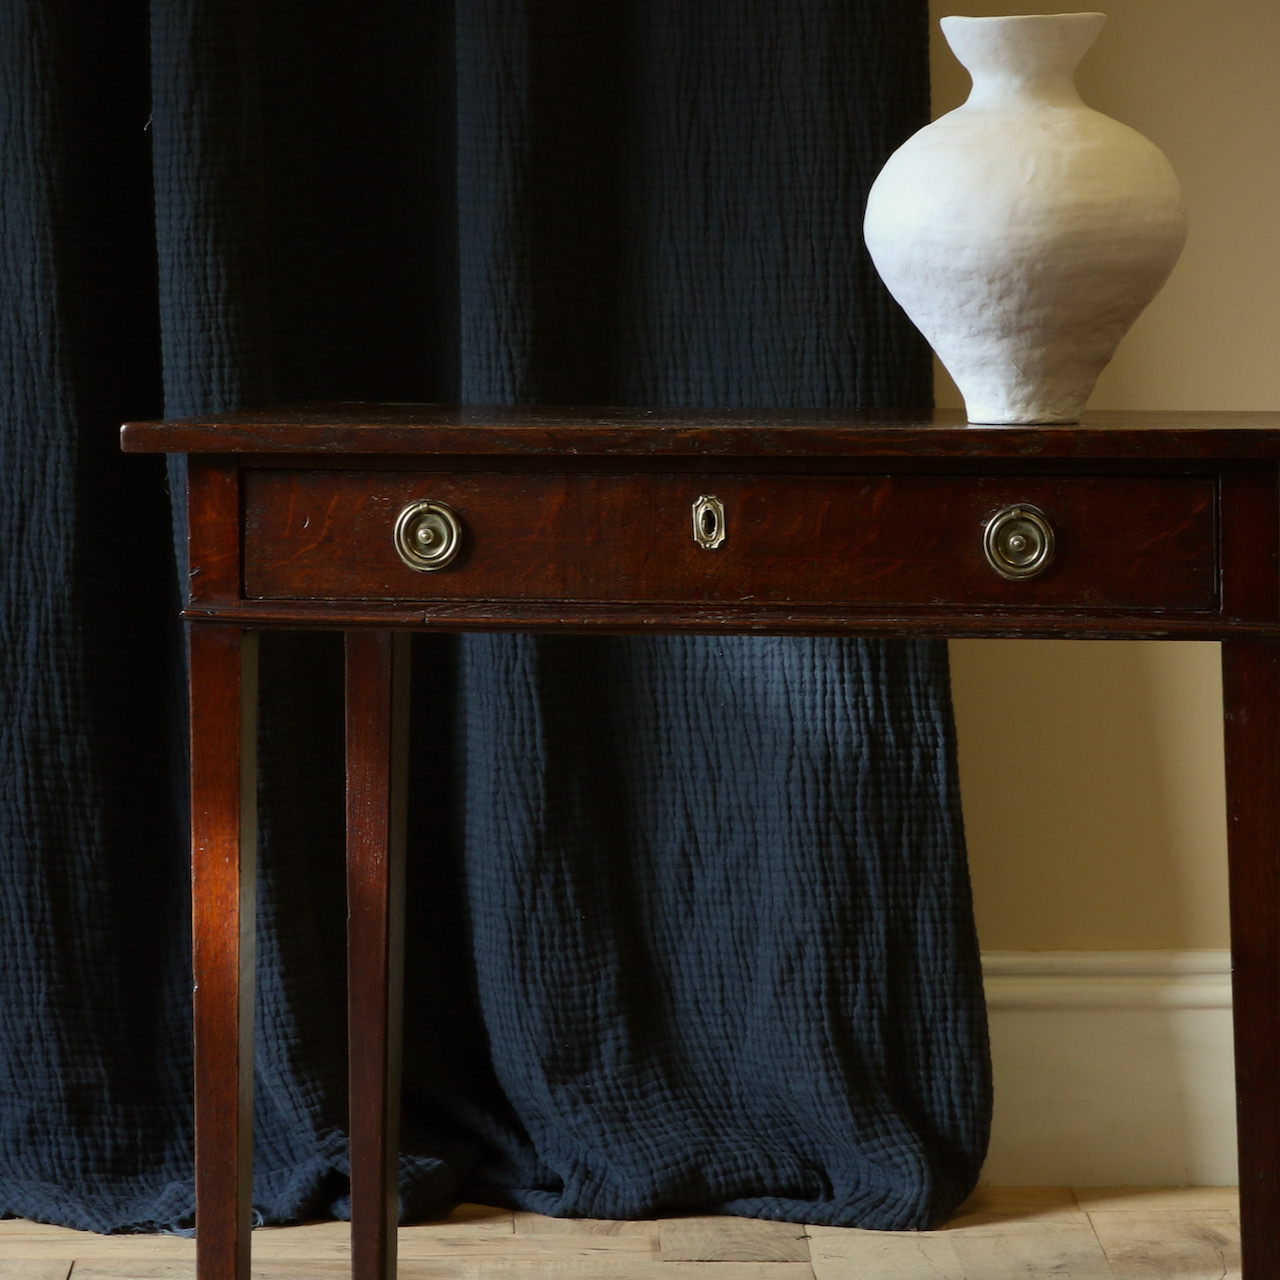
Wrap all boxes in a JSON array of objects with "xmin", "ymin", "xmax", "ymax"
[{"xmin": 122, "ymin": 405, "xmax": 1280, "ymax": 1280}]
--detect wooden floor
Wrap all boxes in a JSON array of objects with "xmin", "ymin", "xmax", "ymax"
[{"xmin": 0, "ymin": 1186, "xmax": 1241, "ymax": 1278}]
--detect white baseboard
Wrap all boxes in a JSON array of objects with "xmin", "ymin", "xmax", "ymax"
[{"xmin": 978, "ymin": 950, "xmax": 1237, "ymax": 1186}]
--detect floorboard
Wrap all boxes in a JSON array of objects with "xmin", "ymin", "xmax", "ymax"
[{"xmin": 0, "ymin": 1187, "xmax": 1242, "ymax": 1279}]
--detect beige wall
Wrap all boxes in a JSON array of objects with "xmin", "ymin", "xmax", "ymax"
[{"xmin": 926, "ymin": 0, "xmax": 1280, "ymax": 949}]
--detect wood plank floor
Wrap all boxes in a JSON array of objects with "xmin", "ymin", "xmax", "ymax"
[{"xmin": 0, "ymin": 1186, "xmax": 1241, "ymax": 1279}]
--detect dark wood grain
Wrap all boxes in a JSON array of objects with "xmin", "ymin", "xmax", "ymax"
[
  {"xmin": 240, "ymin": 452, "xmax": 1243, "ymax": 477},
  {"xmin": 345, "ymin": 631, "xmax": 410, "ymax": 1280},
  {"xmin": 182, "ymin": 598, "xmax": 1280, "ymax": 639},
  {"xmin": 189, "ymin": 623, "xmax": 258, "ymax": 1280},
  {"xmin": 187, "ymin": 457, "xmax": 243, "ymax": 607},
  {"xmin": 1223, "ymin": 639, "xmax": 1280, "ymax": 1278},
  {"xmin": 242, "ymin": 469, "xmax": 1217, "ymax": 612},
  {"xmin": 1219, "ymin": 464, "xmax": 1280, "ymax": 624},
  {"xmin": 122, "ymin": 404, "xmax": 1280, "ymax": 458}
]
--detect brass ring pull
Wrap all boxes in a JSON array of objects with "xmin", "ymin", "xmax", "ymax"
[
  {"xmin": 394, "ymin": 500, "xmax": 462, "ymax": 571},
  {"xmin": 983, "ymin": 504, "xmax": 1055, "ymax": 580}
]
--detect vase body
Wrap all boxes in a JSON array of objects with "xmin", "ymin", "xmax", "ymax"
[{"xmin": 863, "ymin": 13, "xmax": 1187, "ymax": 424}]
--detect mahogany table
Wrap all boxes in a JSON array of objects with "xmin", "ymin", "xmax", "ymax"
[{"xmin": 122, "ymin": 404, "xmax": 1280, "ymax": 1280}]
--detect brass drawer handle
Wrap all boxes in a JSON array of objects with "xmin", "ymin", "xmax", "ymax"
[
  {"xmin": 984, "ymin": 504, "xmax": 1055, "ymax": 580},
  {"xmin": 394, "ymin": 500, "xmax": 462, "ymax": 571}
]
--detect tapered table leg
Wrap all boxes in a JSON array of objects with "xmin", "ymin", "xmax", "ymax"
[
  {"xmin": 1223, "ymin": 639, "xmax": 1280, "ymax": 1279},
  {"xmin": 189, "ymin": 623, "xmax": 258, "ymax": 1280},
  {"xmin": 345, "ymin": 630, "xmax": 411, "ymax": 1280}
]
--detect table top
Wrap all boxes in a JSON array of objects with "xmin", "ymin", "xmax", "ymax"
[{"xmin": 121, "ymin": 404, "xmax": 1280, "ymax": 460}]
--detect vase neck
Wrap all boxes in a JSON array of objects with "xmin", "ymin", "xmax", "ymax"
[
  {"xmin": 941, "ymin": 12, "xmax": 1105, "ymax": 111},
  {"xmin": 964, "ymin": 68, "xmax": 1085, "ymax": 110}
]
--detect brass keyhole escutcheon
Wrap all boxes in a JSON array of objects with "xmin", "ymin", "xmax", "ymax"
[
  {"xmin": 693, "ymin": 494, "xmax": 726, "ymax": 549},
  {"xmin": 394, "ymin": 500, "xmax": 463, "ymax": 571},
  {"xmin": 983, "ymin": 504, "xmax": 1055, "ymax": 580}
]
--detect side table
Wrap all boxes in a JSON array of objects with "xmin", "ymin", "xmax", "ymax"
[{"xmin": 122, "ymin": 405, "xmax": 1280, "ymax": 1280}]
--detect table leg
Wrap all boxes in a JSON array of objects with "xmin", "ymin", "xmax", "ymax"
[
  {"xmin": 189, "ymin": 623, "xmax": 258, "ymax": 1280},
  {"xmin": 345, "ymin": 630, "xmax": 411, "ymax": 1280},
  {"xmin": 1222, "ymin": 638, "xmax": 1280, "ymax": 1279}
]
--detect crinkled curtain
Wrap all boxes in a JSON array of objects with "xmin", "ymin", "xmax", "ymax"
[{"xmin": 0, "ymin": 0, "xmax": 990, "ymax": 1237}]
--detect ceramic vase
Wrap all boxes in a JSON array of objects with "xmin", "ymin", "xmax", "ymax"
[{"xmin": 863, "ymin": 12, "xmax": 1187, "ymax": 425}]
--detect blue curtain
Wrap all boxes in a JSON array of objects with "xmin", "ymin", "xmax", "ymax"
[{"xmin": 0, "ymin": 0, "xmax": 989, "ymax": 1235}]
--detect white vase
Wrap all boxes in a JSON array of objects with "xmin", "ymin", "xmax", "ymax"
[{"xmin": 863, "ymin": 12, "xmax": 1187, "ymax": 425}]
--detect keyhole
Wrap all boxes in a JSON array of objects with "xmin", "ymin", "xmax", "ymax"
[{"xmin": 692, "ymin": 495, "xmax": 726, "ymax": 549}]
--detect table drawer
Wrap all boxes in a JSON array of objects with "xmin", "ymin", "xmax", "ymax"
[{"xmin": 242, "ymin": 469, "xmax": 1218, "ymax": 611}]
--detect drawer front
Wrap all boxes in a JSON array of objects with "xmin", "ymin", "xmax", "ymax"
[{"xmin": 242, "ymin": 470, "xmax": 1218, "ymax": 611}]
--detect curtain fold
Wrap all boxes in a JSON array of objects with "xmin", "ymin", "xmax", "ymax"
[{"xmin": 0, "ymin": 0, "xmax": 990, "ymax": 1236}]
